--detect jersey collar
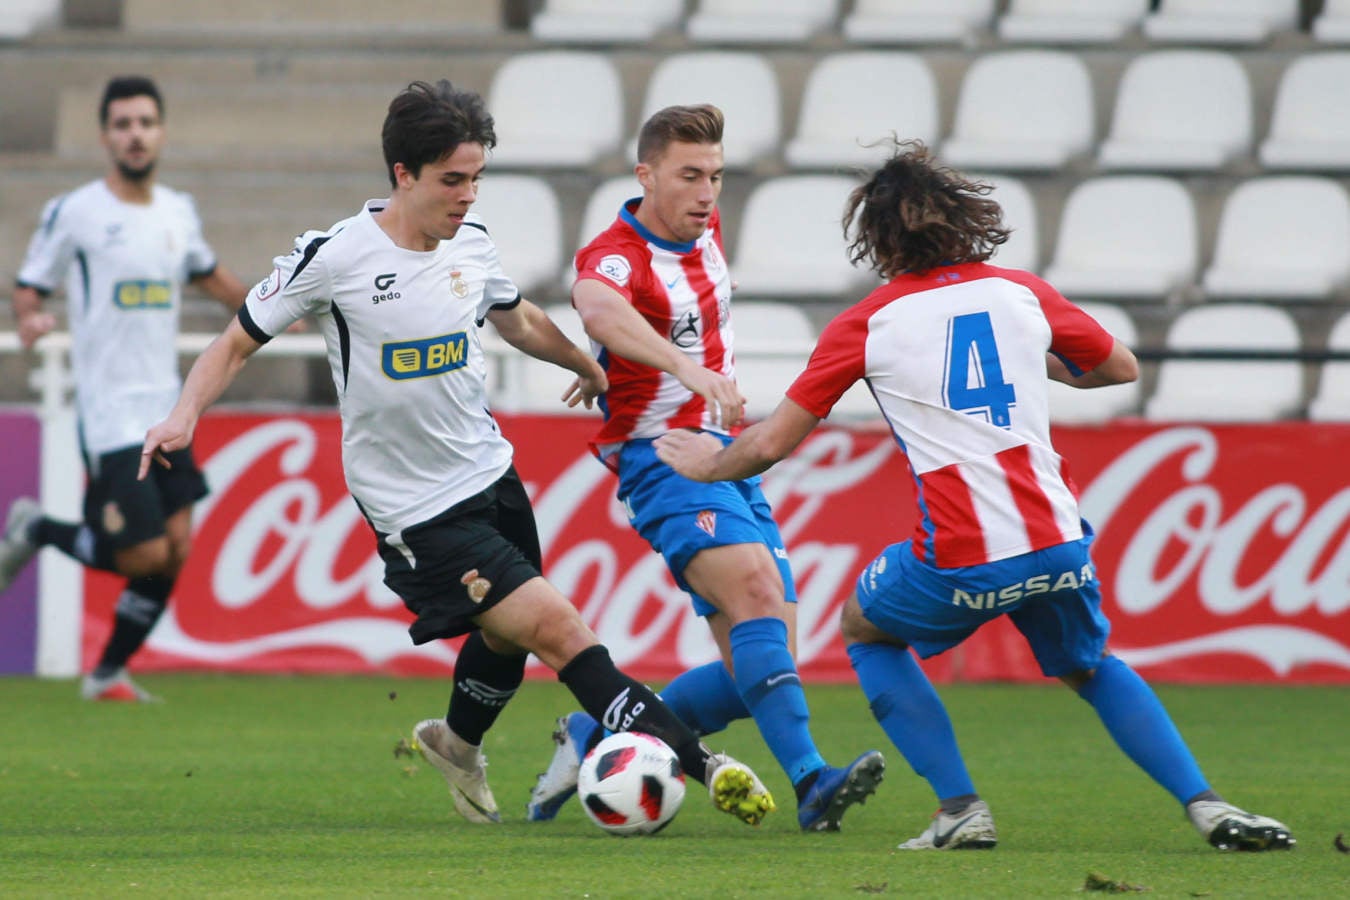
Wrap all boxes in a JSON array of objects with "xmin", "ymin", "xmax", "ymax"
[{"xmin": 620, "ymin": 199, "xmax": 698, "ymax": 254}]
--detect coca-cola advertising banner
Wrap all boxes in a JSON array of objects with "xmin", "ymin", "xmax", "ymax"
[{"xmin": 82, "ymin": 414, "xmax": 1350, "ymax": 684}]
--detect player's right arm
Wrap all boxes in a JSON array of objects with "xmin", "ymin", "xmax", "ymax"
[
  {"xmin": 13, "ymin": 194, "xmax": 75, "ymax": 348},
  {"xmin": 139, "ymin": 318, "xmax": 262, "ymax": 479},
  {"xmin": 572, "ymin": 277, "xmax": 745, "ymax": 429},
  {"xmin": 11, "ymin": 285, "xmax": 57, "ymax": 349}
]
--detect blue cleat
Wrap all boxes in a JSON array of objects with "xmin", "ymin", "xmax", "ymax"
[
  {"xmin": 797, "ymin": 750, "xmax": 885, "ymax": 832},
  {"xmin": 525, "ymin": 712, "xmax": 600, "ymax": 822}
]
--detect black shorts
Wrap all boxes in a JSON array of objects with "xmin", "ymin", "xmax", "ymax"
[
  {"xmin": 377, "ymin": 466, "xmax": 544, "ymax": 645},
  {"xmin": 83, "ymin": 444, "xmax": 210, "ymax": 551}
]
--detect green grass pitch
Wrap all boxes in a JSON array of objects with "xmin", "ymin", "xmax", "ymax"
[{"xmin": 0, "ymin": 675, "xmax": 1344, "ymax": 898}]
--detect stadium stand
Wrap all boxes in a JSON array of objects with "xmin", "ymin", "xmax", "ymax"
[
  {"xmin": 1201, "ymin": 177, "xmax": 1350, "ymax": 301},
  {"xmin": 1142, "ymin": 0, "xmax": 1300, "ymax": 46},
  {"xmin": 629, "ymin": 51, "xmax": 780, "ymax": 169},
  {"xmin": 730, "ymin": 175, "xmax": 876, "ymax": 299},
  {"xmin": 513, "ymin": 303, "xmax": 594, "ymax": 414},
  {"xmin": 784, "ymin": 52, "xmax": 939, "ymax": 171},
  {"xmin": 1044, "ymin": 176, "xmax": 1198, "ymax": 302},
  {"xmin": 1145, "ymin": 304, "xmax": 1304, "ymax": 422},
  {"xmin": 1259, "ymin": 52, "xmax": 1350, "ymax": 171},
  {"xmin": 0, "ymin": 0, "xmax": 57, "ymax": 39},
  {"xmin": 529, "ymin": 0, "xmax": 684, "ymax": 45},
  {"xmin": 1096, "ymin": 50, "xmax": 1253, "ymax": 172},
  {"xmin": 997, "ymin": 0, "xmax": 1150, "ymax": 45},
  {"xmin": 974, "ymin": 173, "xmax": 1040, "ymax": 274},
  {"xmin": 841, "ymin": 0, "xmax": 997, "ymax": 46},
  {"xmin": 120, "ymin": 0, "xmax": 500, "ymax": 33},
  {"xmin": 941, "ymin": 50, "xmax": 1095, "ymax": 171},
  {"xmin": 485, "ymin": 51, "xmax": 624, "ymax": 169},
  {"xmin": 1307, "ymin": 311, "xmax": 1350, "ymax": 421},
  {"xmin": 468, "ymin": 175, "xmax": 563, "ymax": 298},
  {"xmin": 686, "ymin": 0, "xmax": 840, "ymax": 44},
  {"xmin": 575, "ymin": 176, "xmax": 644, "ymax": 261},
  {"xmin": 729, "ymin": 301, "xmax": 816, "ymax": 419},
  {"xmin": 1313, "ymin": 0, "xmax": 1350, "ymax": 43},
  {"xmin": 1047, "ymin": 302, "xmax": 1141, "ymax": 423}
]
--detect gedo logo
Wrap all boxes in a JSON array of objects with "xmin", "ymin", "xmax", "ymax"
[
  {"xmin": 113, "ymin": 279, "xmax": 172, "ymax": 309},
  {"xmin": 371, "ymin": 272, "xmax": 401, "ymax": 304},
  {"xmin": 381, "ymin": 332, "xmax": 468, "ymax": 379}
]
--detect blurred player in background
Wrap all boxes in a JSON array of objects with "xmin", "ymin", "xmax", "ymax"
[
  {"xmin": 0, "ymin": 75, "xmax": 248, "ymax": 702},
  {"xmin": 527, "ymin": 103, "xmax": 883, "ymax": 833},
  {"xmin": 655, "ymin": 141, "xmax": 1294, "ymax": 853},
  {"xmin": 138, "ymin": 80, "xmax": 774, "ymax": 827}
]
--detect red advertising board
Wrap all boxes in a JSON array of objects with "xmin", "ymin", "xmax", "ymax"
[{"xmin": 83, "ymin": 414, "xmax": 1350, "ymax": 684}]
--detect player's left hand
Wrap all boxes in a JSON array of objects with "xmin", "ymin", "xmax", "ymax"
[
  {"xmin": 654, "ymin": 428, "xmax": 724, "ymax": 482},
  {"xmin": 138, "ymin": 414, "xmax": 195, "ymax": 480},
  {"xmin": 563, "ymin": 359, "xmax": 608, "ymax": 409}
]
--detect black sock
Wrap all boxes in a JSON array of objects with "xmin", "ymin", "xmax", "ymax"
[
  {"xmin": 940, "ymin": 793, "xmax": 981, "ymax": 816},
  {"xmin": 794, "ymin": 770, "xmax": 821, "ymax": 804},
  {"xmin": 95, "ymin": 575, "xmax": 173, "ymax": 675},
  {"xmin": 558, "ymin": 644, "xmax": 709, "ymax": 785},
  {"xmin": 446, "ymin": 631, "xmax": 526, "ymax": 746},
  {"xmin": 34, "ymin": 517, "xmax": 118, "ymax": 572},
  {"xmin": 1185, "ymin": 790, "xmax": 1223, "ymax": 806}
]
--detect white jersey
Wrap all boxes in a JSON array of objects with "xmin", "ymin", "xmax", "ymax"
[
  {"xmin": 16, "ymin": 179, "xmax": 217, "ymax": 457},
  {"xmin": 240, "ymin": 200, "xmax": 521, "ymax": 539}
]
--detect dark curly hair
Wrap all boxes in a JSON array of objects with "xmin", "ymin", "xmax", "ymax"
[
  {"xmin": 382, "ymin": 80, "xmax": 496, "ymax": 187},
  {"xmin": 844, "ymin": 140, "xmax": 1009, "ymax": 278}
]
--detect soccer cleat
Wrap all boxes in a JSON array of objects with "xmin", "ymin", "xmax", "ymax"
[
  {"xmin": 525, "ymin": 711, "xmax": 600, "ymax": 822},
  {"xmin": 898, "ymin": 800, "xmax": 998, "ymax": 850},
  {"xmin": 705, "ymin": 752, "xmax": 776, "ymax": 826},
  {"xmin": 797, "ymin": 750, "xmax": 886, "ymax": 832},
  {"xmin": 412, "ymin": 718, "xmax": 501, "ymax": 824},
  {"xmin": 1187, "ymin": 800, "xmax": 1295, "ymax": 851},
  {"xmin": 0, "ymin": 496, "xmax": 41, "ymax": 592},
  {"xmin": 80, "ymin": 668, "xmax": 160, "ymax": 703}
]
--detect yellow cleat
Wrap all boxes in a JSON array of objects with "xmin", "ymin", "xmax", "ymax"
[{"xmin": 706, "ymin": 753, "xmax": 776, "ymax": 826}]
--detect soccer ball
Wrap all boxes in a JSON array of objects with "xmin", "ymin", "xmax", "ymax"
[{"xmin": 577, "ymin": 731, "xmax": 686, "ymax": 836}]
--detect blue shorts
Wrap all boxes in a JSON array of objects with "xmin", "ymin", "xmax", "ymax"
[
  {"xmin": 616, "ymin": 437, "xmax": 796, "ymax": 617},
  {"xmin": 855, "ymin": 525, "xmax": 1110, "ymax": 677}
]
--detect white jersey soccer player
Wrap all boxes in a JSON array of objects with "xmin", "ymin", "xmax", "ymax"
[
  {"xmin": 18, "ymin": 179, "xmax": 218, "ymax": 457},
  {"xmin": 239, "ymin": 202, "xmax": 518, "ymax": 539}
]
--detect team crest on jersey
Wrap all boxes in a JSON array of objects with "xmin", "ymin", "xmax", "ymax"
[
  {"xmin": 695, "ymin": 510, "xmax": 717, "ymax": 537},
  {"xmin": 596, "ymin": 254, "xmax": 632, "ymax": 287},
  {"xmin": 102, "ymin": 501, "xmax": 125, "ymax": 535},
  {"xmin": 450, "ymin": 270, "xmax": 469, "ymax": 298}
]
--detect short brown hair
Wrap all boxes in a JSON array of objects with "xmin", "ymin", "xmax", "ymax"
[
  {"xmin": 844, "ymin": 140, "xmax": 1009, "ymax": 278},
  {"xmin": 636, "ymin": 104, "xmax": 724, "ymax": 164},
  {"xmin": 382, "ymin": 80, "xmax": 496, "ymax": 187}
]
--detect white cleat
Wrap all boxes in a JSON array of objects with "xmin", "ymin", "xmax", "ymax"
[
  {"xmin": 81, "ymin": 668, "xmax": 161, "ymax": 703},
  {"xmin": 705, "ymin": 752, "xmax": 776, "ymax": 826},
  {"xmin": 1187, "ymin": 800, "xmax": 1294, "ymax": 851},
  {"xmin": 525, "ymin": 712, "xmax": 596, "ymax": 822},
  {"xmin": 0, "ymin": 496, "xmax": 41, "ymax": 592},
  {"xmin": 898, "ymin": 800, "xmax": 998, "ymax": 850},
  {"xmin": 412, "ymin": 718, "xmax": 500, "ymax": 824}
]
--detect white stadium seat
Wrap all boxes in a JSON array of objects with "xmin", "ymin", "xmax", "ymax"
[
  {"xmin": 730, "ymin": 302, "xmax": 816, "ymax": 419},
  {"xmin": 576, "ymin": 177, "xmax": 643, "ymax": 259},
  {"xmin": 1143, "ymin": 0, "xmax": 1298, "ymax": 46},
  {"xmin": 1313, "ymin": 0, "xmax": 1350, "ymax": 43},
  {"xmin": 1308, "ymin": 312, "xmax": 1350, "ymax": 421},
  {"xmin": 1201, "ymin": 177, "xmax": 1350, "ymax": 301},
  {"xmin": 998, "ymin": 0, "xmax": 1150, "ymax": 45},
  {"xmin": 469, "ymin": 176, "xmax": 563, "ymax": 298},
  {"xmin": 514, "ymin": 304, "xmax": 596, "ymax": 414},
  {"xmin": 530, "ymin": 0, "xmax": 683, "ymax": 44},
  {"xmin": 1145, "ymin": 304, "xmax": 1303, "ymax": 422},
  {"xmin": 731, "ymin": 175, "xmax": 877, "ymax": 298},
  {"xmin": 842, "ymin": 0, "xmax": 996, "ymax": 45},
  {"xmin": 1097, "ymin": 51, "xmax": 1252, "ymax": 172},
  {"xmin": 1047, "ymin": 303, "xmax": 1140, "ymax": 424},
  {"xmin": 784, "ymin": 53, "xmax": 939, "ymax": 170},
  {"xmin": 1043, "ymin": 176, "xmax": 1198, "ymax": 301},
  {"xmin": 1258, "ymin": 54, "xmax": 1350, "ymax": 172},
  {"xmin": 687, "ymin": 0, "xmax": 839, "ymax": 44},
  {"xmin": 941, "ymin": 51, "xmax": 1094, "ymax": 172},
  {"xmin": 486, "ymin": 52, "xmax": 623, "ymax": 168},
  {"xmin": 967, "ymin": 173, "xmax": 1040, "ymax": 273},
  {"xmin": 631, "ymin": 52, "xmax": 780, "ymax": 169},
  {"xmin": 0, "ymin": 0, "xmax": 57, "ymax": 38}
]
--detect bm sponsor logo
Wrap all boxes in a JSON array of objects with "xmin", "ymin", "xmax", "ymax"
[
  {"xmin": 381, "ymin": 332, "xmax": 469, "ymax": 380},
  {"xmin": 113, "ymin": 279, "xmax": 172, "ymax": 309}
]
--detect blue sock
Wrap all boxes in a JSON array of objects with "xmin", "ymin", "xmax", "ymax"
[
  {"xmin": 1077, "ymin": 655, "xmax": 1210, "ymax": 805},
  {"xmin": 729, "ymin": 617, "xmax": 826, "ymax": 786},
  {"xmin": 659, "ymin": 661, "xmax": 749, "ymax": 736},
  {"xmin": 847, "ymin": 642, "xmax": 976, "ymax": 801}
]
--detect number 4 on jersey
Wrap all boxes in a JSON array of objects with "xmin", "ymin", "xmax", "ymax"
[{"xmin": 944, "ymin": 312, "xmax": 1016, "ymax": 428}]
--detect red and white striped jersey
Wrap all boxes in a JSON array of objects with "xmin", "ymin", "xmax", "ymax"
[
  {"xmin": 787, "ymin": 262, "xmax": 1115, "ymax": 568},
  {"xmin": 574, "ymin": 199, "xmax": 734, "ymax": 451}
]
